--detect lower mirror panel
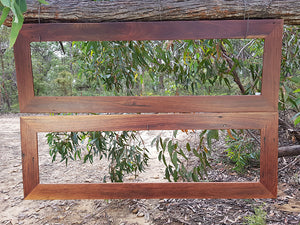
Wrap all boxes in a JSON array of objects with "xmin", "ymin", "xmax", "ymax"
[{"xmin": 20, "ymin": 113, "xmax": 278, "ymax": 199}]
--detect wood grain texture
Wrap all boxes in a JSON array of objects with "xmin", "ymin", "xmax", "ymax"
[
  {"xmin": 261, "ymin": 20, "xmax": 284, "ymax": 111},
  {"xmin": 260, "ymin": 113, "xmax": 279, "ymax": 197},
  {"xmin": 21, "ymin": 113, "xmax": 273, "ymax": 132},
  {"xmin": 3, "ymin": 0, "xmax": 300, "ymax": 26},
  {"xmin": 18, "ymin": 20, "xmax": 279, "ymax": 41},
  {"xmin": 20, "ymin": 117, "xmax": 39, "ymax": 198},
  {"xmin": 13, "ymin": 35, "xmax": 34, "ymax": 112},
  {"xmin": 23, "ymin": 96, "xmax": 272, "ymax": 113},
  {"xmin": 26, "ymin": 183, "xmax": 272, "ymax": 200}
]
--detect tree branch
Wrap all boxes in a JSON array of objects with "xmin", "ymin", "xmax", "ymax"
[
  {"xmin": 3, "ymin": 0, "xmax": 300, "ymax": 26},
  {"xmin": 278, "ymin": 145, "xmax": 300, "ymax": 157},
  {"xmin": 220, "ymin": 44, "xmax": 246, "ymax": 95},
  {"xmin": 279, "ymin": 155, "xmax": 300, "ymax": 171}
]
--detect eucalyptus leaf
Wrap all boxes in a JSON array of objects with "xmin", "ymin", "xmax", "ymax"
[
  {"xmin": 38, "ymin": 0, "xmax": 49, "ymax": 5},
  {"xmin": 9, "ymin": 15, "xmax": 23, "ymax": 48},
  {"xmin": 207, "ymin": 129, "xmax": 219, "ymax": 149},
  {"xmin": 179, "ymin": 149, "xmax": 188, "ymax": 160},
  {"xmin": 293, "ymin": 113, "xmax": 300, "ymax": 126},
  {"xmin": 0, "ymin": 6, "xmax": 9, "ymax": 26},
  {"xmin": 294, "ymin": 116, "xmax": 300, "ymax": 126},
  {"xmin": 173, "ymin": 130, "xmax": 178, "ymax": 138},
  {"xmin": 0, "ymin": 0, "xmax": 11, "ymax": 7},
  {"xmin": 16, "ymin": 0, "xmax": 26, "ymax": 12},
  {"xmin": 186, "ymin": 142, "xmax": 191, "ymax": 152},
  {"xmin": 165, "ymin": 167, "xmax": 171, "ymax": 182},
  {"xmin": 10, "ymin": 1, "xmax": 21, "ymax": 23},
  {"xmin": 171, "ymin": 151, "xmax": 178, "ymax": 169}
]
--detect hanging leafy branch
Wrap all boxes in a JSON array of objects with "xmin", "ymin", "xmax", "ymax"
[
  {"xmin": 0, "ymin": 0, "xmax": 48, "ymax": 48},
  {"xmin": 151, "ymin": 130, "xmax": 218, "ymax": 182},
  {"xmin": 72, "ymin": 39, "xmax": 263, "ymax": 97},
  {"xmin": 225, "ymin": 129, "xmax": 260, "ymax": 173},
  {"xmin": 47, "ymin": 130, "xmax": 149, "ymax": 183}
]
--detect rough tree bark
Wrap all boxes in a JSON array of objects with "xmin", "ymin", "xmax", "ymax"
[{"xmin": 3, "ymin": 0, "xmax": 300, "ymax": 26}]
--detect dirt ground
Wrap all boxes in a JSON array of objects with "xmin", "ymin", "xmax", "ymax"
[{"xmin": 0, "ymin": 114, "xmax": 299, "ymax": 225}]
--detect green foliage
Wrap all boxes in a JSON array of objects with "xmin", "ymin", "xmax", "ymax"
[
  {"xmin": 31, "ymin": 41, "xmax": 82, "ymax": 96},
  {"xmin": 28, "ymin": 36, "xmax": 267, "ymax": 99},
  {"xmin": 72, "ymin": 39, "xmax": 263, "ymax": 97},
  {"xmin": 279, "ymin": 75, "xmax": 300, "ymax": 113},
  {"xmin": 294, "ymin": 112, "xmax": 300, "ymax": 126},
  {"xmin": 54, "ymin": 71, "xmax": 73, "ymax": 96},
  {"xmin": 37, "ymin": 0, "xmax": 49, "ymax": 4},
  {"xmin": 152, "ymin": 130, "xmax": 216, "ymax": 182},
  {"xmin": 279, "ymin": 26, "xmax": 300, "ymax": 126},
  {"xmin": 206, "ymin": 129, "xmax": 219, "ymax": 149},
  {"xmin": 244, "ymin": 206, "xmax": 267, "ymax": 225},
  {"xmin": 0, "ymin": 25, "xmax": 18, "ymax": 111},
  {"xmin": 0, "ymin": 7, "xmax": 10, "ymax": 25},
  {"xmin": 0, "ymin": 0, "xmax": 48, "ymax": 48},
  {"xmin": 47, "ymin": 130, "xmax": 149, "ymax": 182},
  {"xmin": 225, "ymin": 130, "xmax": 259, "ymax": 173},
  {"xmin": 0, "ymin": 0, "xmax": 26, "ymax": 48}
]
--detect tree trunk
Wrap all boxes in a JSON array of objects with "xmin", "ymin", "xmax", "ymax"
[
  {"xmin": 3, "ymin": 0, "xmax": 300, "ymax": 26},
  {"xmin": 278, "ymin": 145, "xmax": 300, "ymax": 157}
]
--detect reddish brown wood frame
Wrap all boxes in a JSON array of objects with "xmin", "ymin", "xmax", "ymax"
[
  {"xmin": 16, "ymin": 20, "xmax": 283, "ymax": 200},
  {"xmin": 14, "ymin": 20, "xmax": 283, "ymax": 113},
  {"xmin": 21, "ymin": 113, "xmax": 278, "ymax": 200}
]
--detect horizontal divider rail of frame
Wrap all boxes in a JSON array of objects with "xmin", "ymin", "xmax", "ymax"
[
  {"xmin": 19, "ymin": 95, "xmax": 273, "ymax": 114},
  {"xmin": 21, "ymin": 113, "xmax": 274, "ymax": 132},
  {"xmin": 14, "ymin": 19, "xmax": 283, "ymax": 113},
  {"xmin": 20, "ymin": 112, "xmax": 278, "ymax": 199}
]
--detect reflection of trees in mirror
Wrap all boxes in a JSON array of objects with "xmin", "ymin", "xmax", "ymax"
[
  {"xmin": 224, "ymin": 129, "xmax": 260, "ymax": 173},
  {"xmin": 46, "ymin": 130, "xmax": 149, "ymax": 183},
  {"xmin": 31, "ymin": 42, "xmax": 78, "ymax": 96},
  {"xmin": 153, "ymin": 129, "xmax": 260, "ymax": 182},
  {"xmin": 31, "ymin": 39, "xmax": 264, "ymax": 97},
  {"xmin": 46, "ymin": 129, "xmax": 260, "ymax": 183}
]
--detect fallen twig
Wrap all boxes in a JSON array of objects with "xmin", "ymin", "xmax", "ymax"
[{"xmin": 278, "ymin": 155, "xmax": 300, "ymax": 172}]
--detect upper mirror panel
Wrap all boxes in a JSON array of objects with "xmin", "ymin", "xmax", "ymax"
[
  {"xmin": 31, "ymin": 39, "xmax": 264, "ymax": 97},
  {"xmin": 14, "ymin": 20, "xmax": 283, "ymax": 113}
]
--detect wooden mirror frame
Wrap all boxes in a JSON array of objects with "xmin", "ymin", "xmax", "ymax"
[
  {"xmin": 14, "ymin": 20, "xmax": 283, "ymax": 113},
  {"xmin": 21, "ymin": 112, "xmax": 278, "ymax": 200},
  {"xmin": 17, "ymin": 20, "xmax": 282, "ymax": 199}
]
